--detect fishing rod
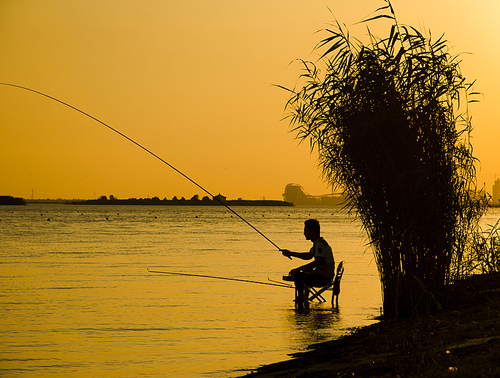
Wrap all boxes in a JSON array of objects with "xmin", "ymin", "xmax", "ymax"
[
  {"xmin": 1, "ymin": 82, "xmax": 287, "ymax": 255},
  {"xmin": 147, "ymin": 269, "xmax": 293, "ymax": 288}
]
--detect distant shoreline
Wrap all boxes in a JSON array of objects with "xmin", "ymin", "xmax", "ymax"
[
  {"xmin": 20, "ymin": 198, "xmax": 294, "ymax": 206},
  {"xmin": 7, "ymin": 197, "xmax": 500, "ymax": 207},
  {"xmin": 70, "ymin": 198, "xmax": 294, "ymax": 206}
]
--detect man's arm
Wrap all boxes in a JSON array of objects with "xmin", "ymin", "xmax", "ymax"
[
  {"xmin": 281, "ymin": 248, "xmax": 314, "ymax": 260},
  {"xmin": 290, "ymin": 256, "xmax": 325, "ymax": 276}
]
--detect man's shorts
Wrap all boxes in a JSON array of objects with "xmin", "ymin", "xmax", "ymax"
[{"xmin": 294, "ymin": 271, "xmax": 332, "ymax": 287}]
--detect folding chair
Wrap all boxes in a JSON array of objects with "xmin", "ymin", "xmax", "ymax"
[{"xmin": 308, "ymin": 261, "xmax": 344, "ymax": 306}]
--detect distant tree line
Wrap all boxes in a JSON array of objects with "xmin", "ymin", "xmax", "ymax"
[{"xmin": 74, "ymin": 195, "xmax": 292, "ymax": 206}]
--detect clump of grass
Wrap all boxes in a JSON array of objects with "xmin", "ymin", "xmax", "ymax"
[
  {"xmin": 282, "ymin": 0, "xmax": 489, "ymax": 319},
  {"xmin": 458, "ymin": 219, "xmax": 500, "ymax": 276}
]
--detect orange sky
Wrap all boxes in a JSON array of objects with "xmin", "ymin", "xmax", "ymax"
[{"xmin": 1, "ymin": 1, "xmax": 499, "ymax": 200}]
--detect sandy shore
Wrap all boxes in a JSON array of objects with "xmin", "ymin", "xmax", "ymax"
[{"xmin": 240, "ymin": 273, "xmax": 500, "ymax": 377}]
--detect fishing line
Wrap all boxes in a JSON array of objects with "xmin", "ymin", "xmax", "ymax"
[
  {"xmin": 1, "ymin": 82, "xmax": 285, "ymax": 252},
  {"xmin": 147, "ymin": 269, "xmax": 293, "ymax": 288}
]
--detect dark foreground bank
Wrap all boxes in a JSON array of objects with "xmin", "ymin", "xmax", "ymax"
[{"xmin": 241, "ymin": 273, "xmax": 500, "ymax": 377}]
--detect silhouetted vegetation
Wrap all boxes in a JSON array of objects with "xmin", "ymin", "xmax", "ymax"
[
  {"xmin": 0, "ymin": 196, "xmax": 26, "ymax": 205},
  {"xmin": 283, "ymin": 1, "xmax": 489, "ymax": 319},
  {"xmin": 72, "ymin": 196, "xmax": 292, "ymax": 206}
]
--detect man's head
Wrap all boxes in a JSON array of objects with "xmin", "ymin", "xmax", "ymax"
[{"xmin": 304, "ymin": 219, "xmax": 320, "ymax": 240}]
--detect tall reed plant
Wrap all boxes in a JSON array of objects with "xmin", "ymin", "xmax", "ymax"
[{"xmin": 282, "ymin": 1, "xmax": 488, "ymax": 319}]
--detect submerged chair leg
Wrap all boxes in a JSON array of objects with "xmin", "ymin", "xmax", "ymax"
[
  {"xmin": 332, "ymin": 292, "xmax": 339, "ymax": 308},
  {"xmin": 331, "ymin": 261, "xmax": 344, "ymax": 308}
]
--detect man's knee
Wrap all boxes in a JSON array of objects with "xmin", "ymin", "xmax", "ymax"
[{"xmin": 294, "ymin": 272, "xmax": 308, "ymax": 287}]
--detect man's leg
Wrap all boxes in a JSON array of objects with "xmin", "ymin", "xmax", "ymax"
[
  {"xmin": 294, "ymin": 272, "xmax": 311, "ymax": 310},
  {"xmin": 294, "ymin": 272, "xmax": 331, "ymax": 309},
  {"xmin": 294, "ymin": 280, "xmax": 304, "ymax": 309},
  {"xmin": 303, "ymin": 284, "xmax": 309, "ymax": 310}
]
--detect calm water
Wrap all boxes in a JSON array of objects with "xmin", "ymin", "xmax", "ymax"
[{"xmin": 1, "ymin": 204, "xmax": 395, "ymax": 376}]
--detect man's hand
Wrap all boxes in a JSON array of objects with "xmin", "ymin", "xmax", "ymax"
[{"xmin": 281, "ymin": 249, "xmax": 292, "ymax": 258}]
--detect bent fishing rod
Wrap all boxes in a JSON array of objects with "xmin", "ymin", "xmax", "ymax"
[{"xmin": 1, "ymin": 82, "xmax": 287, "ymax": 255}]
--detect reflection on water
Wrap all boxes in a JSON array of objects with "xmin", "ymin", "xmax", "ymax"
[
  {"xmin": 286, "ymin": 307, "xmax": 343, "ymax": 347},
  {"xmin": 0, "ymin": 204, "xmax": 391, "ymax": 377}
]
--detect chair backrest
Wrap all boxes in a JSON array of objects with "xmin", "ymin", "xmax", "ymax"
[{"xmin": 332, "ymin": 261, "xmax": 344, "ymax": 295}]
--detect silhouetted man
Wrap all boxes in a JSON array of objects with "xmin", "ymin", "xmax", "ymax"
[{"xmin": 281, "ymin": 219, "xmax": 335, "ymax": 311}]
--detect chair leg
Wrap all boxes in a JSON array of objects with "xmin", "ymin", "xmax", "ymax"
[
  {"xmin": 309, "ymin": 287, "xmax": 327, "ymax": 303},
  {"xmin": 331, "ymin": 293, "xmax": 339, "ymax": 308}
]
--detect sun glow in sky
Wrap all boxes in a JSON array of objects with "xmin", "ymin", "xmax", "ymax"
[{"xmin": 1, "ymin": 1, "xmax": 499, "ymax": 200}]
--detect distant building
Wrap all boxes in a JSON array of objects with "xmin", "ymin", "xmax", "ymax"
[
  {"xmin": 282, "ymin": 183, "xmax": 344, "ymax": 206},
  {"xmin": 213, "ymin": 193, "xmax": 227, "ymax": 203},
  {"xmin": 493, "ymin": 179, "xmax": 500, "ymax": 204}
]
